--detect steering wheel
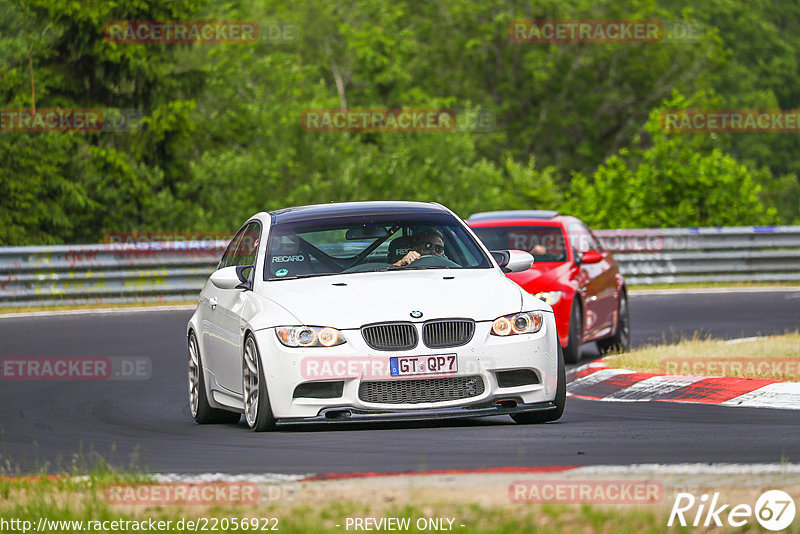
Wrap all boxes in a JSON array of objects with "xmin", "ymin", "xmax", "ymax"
[{"xmin": 405, "ymin": 254, "xmax": 460, "ymax": 268}]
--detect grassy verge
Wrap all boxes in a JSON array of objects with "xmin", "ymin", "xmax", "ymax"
[
  {"xmin": 2, "ymin": 452, "xmax": 800, "ymax": 532},
  {"xmin": 0, "ymin": 300, "xmax": 196, "ymax": 315},
  {"xmin": 0, "ymin": 472, "xmax": 754, "ymax": 534},
  {"xmin": 628, "ymin": 280, "xmax": 800, "ymax": 291},
  {"xmin": 606, "ymin": 332, "xmax": 800, "ymax": 380}
]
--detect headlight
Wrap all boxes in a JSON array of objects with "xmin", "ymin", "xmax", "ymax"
[
  {"xmin": 533, "ymin": 291, "xmax": 563, "ymax": 306},
  {"xmin": 276, "ymin": 326, "xmax": 346, "ymax": 347},
  {"xmin": 491, "ymin": 312, "xmax": 543, "ymax": 336}
]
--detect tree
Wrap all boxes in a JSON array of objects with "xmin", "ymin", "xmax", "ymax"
[{"xmin": 568, "ymin": 93, "xmax": 776, "ymax": 228}]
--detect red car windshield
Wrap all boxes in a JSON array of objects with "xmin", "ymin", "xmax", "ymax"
[{"xmin": 472, "ymin": 225, "xmax": 568, "ymax": 263}]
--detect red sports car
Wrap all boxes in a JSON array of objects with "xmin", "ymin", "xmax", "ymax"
[{"xmin": 468, "ymin": 210, "xmax": 630, "ymax": 363}]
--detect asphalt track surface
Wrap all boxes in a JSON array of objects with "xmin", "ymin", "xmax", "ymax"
[{"xmin": 1, "ymin": 290, "xmax": 798, "ymax": 475}]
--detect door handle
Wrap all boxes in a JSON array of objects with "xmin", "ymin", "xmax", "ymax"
[{"xmin": 209, "ymin": 297, "xmax": 218, "ymax": 310}]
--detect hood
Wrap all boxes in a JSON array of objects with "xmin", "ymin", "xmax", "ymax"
[
  {"xmin": 255, "ymin": 269, "xmax": 526, "ymax": 329},
  {"xmin": 508, "ymin": 261, "xmax": 575, "ymax": 292}
]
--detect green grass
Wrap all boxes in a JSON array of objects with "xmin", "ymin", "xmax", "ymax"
[
  {"xmin": 0, "ymin": 300, "xmax": 196, "ymax": 315},
  {"xmin": 3, "ymin": 468, "xmax": 799, "ymax": 533},
  {"xmin": 606, "ymin": 331, "xmax": 800, "ymax": 380},
  {"xmin": 0, "ymin": 477, "xmax": 688, "ymax": 534},
  {"xmin": 628, "ymin": 280, "xmax": 800, "ymax": 290}
]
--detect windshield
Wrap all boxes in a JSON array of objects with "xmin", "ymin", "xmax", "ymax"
[
  {"xmin": 264, "ymin": 213, "xmax": 493, "ymax": 280},
  {"xmin": 472, "ymin": 225, "xmax": 568, "ymax": 263}
]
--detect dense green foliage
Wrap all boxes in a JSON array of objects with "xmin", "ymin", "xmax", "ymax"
[{"xmin": 1, "ymin": 0, "xmax": 798, "ymax": 244}]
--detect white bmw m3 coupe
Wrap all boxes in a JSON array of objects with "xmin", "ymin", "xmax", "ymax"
[{"xmin": 187, "ymin": 201, "xmax": 565, "ymax": 431}]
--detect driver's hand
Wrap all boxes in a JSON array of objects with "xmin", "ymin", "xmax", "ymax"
[
  {"xmin": 532, "ymin": 245, "xmax": 546, "ymax": 255},
  {"xmin": 395, "ymin": 250, "xmax": 420, "ymax": 266}
]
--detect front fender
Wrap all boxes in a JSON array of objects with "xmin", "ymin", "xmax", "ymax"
[{"xmin": 241, "ymin": 292, "xmax": 303, "ymax": 332}]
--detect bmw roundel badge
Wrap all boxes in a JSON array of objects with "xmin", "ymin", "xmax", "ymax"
[{"xmin": 410, "ymin": 310, "xmax": 423, "ymax": 318}]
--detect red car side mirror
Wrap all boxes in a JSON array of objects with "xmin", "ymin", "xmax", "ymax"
[{"xmin": 578, "ymin": 250, "xmax": 603, "ymax": 265}]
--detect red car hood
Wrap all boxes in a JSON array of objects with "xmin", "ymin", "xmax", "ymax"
[{"xmin": 507, "ymin": 261, "xmax": 574, "ymax": 292}]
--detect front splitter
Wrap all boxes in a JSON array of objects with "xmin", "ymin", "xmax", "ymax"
[{"xmin": 275, "ymin": 400, "xmax": 557, "ymax": 425}]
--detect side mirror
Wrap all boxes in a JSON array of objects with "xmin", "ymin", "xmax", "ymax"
[
  {"xmin": 491, "ymin": 250, "xmax": 534, "ymax": 273},
  {"xmin": 576, "ymin": 250, "xmax": 603, "ymax": 265},
  {"xmin": 210, "ymin": 266, "xmax": 251, "ymax": 290}
]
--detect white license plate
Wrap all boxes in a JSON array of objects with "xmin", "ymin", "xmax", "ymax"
[{"xmin": 389, "ymin": 354, "xmax": 457, "ymax": 377}]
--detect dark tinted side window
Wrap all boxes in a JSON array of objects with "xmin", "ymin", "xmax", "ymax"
[
  {"xmin": 568, "ymin": 222, "xmax": 600, "ymax": 253},
  {"xmin": 232, "ymin": 221, "xmax": 261, "ymax": 267},
  {"xmin": 470, "ymin": 225, "xmax": 568, "ymax": 263},
  {"xmin": 218, "ymin": 226, "xmax": 247, "ymax": 269},
  {"xmin": 219, "ymin": 221, "xmax": 262, "ymax": 270}
]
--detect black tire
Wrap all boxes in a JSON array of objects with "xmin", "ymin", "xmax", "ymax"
[
  {"xmin": 511, "ymin": 344, "xmax": 566, "ymax": 424},
  {"xmin": 242, "ymin": 334, "xmax": 276, "ymax": 432},
  {"xmin": 597, "ymin": 289, "xmax": 631, "ymax": 355},
  {"xmin": 188, "ymin": 332, "xmax": 241, "ymax": 424},
  {"xmin": 562, "ymin": 299, "xmax": 583, "ymax": 364}
]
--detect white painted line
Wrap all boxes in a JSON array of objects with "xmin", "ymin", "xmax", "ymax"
[
  {"xmin": 0, "ymin": 304, "xmax": 196, "ymax": 319},
  {"xmin": 566, "ymin": 368, "xmax": 633, "ymax": 393},
  {"xmin": 570, "ymin": 463, "xmax": 800, "ymax": 475},
  {"xmin": 151, "ymin": 473, "xmax": 307, "ymax": 483},
  {"xmin": 723, "ymin": 382, "xmax": 800, "ymax": 410},
  {"xmin": 566, "ymin": 360, "xmax": 609, "ymax": 381},
  {"xmin": 605, "ymin": 375, "xmax": 705, "ymax": 400},
  {"xmin": 150, "ymin": 464, "xmax": 800, "ymax": 481},
  {"xmin": 45, "ymin": 464, "xmax": 800, "ymax": 483},
  {"xmin": 725, "ymin": 336, "xmax": 767, "ymax": 344}
]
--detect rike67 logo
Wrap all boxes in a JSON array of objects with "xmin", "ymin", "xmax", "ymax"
[{"xmin": 668, "ymin": 490, "xmax": 796, "ymax": 531}]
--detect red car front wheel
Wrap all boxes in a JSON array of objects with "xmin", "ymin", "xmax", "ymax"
[
  {"xmin": 598, "ymin": 290, "xmax": 631, "ymax": 354},
  {"xmin": 563, "ymin": 299, "xmax": 583, "ymax": 364}
]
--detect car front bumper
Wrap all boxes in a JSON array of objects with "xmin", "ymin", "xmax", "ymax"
[
  {"xmin": 253, "ymin": 312, "xmax": 560, "ymax": 421},
  {"xmin": 276, "ymin": 399, "xmax": 559, "ymax": 425}
]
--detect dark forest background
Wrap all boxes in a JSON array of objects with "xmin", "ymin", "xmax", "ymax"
[{"xmin": 2, "ymin": 0, "xmax": 799, "ymax": 244}]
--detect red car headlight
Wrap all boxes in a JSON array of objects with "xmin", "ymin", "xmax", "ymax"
[{"xmin": 533, "ymin": 291, "xmax": 563, "ymax": 306}]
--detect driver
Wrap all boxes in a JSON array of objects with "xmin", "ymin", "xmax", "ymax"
[{"xmin": 394, "ymin": 229, "xmax": 445, "ymax": 266}]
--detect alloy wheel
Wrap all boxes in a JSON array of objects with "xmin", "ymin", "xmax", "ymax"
[
  {"xmin": 243, "ymin": 336, "xmax": 260, "ymax": 427},
  {"xmin": 188, "ymin": 334, "xmax": 200, "ymax": 418}
]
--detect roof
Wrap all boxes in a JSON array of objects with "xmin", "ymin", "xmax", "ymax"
[
  {"xmin": 270, "ymin": 201, "xmax": 449, "ymax": 224},
  {"xmin": 467, "ymin": 210, "xmax": 559, "ymax": 222}
]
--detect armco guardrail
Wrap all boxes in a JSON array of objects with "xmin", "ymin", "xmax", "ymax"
[
  {"xmin": 594, "ymin": 226, "xmax": 800, "ymax": 284},
  {"xmin": 1, "ymin": 226, "xmax": 799, "ymax": 307},
  {"xmin": 0, "ymin": 241, "xmax": 227, "ymax": 307}
]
